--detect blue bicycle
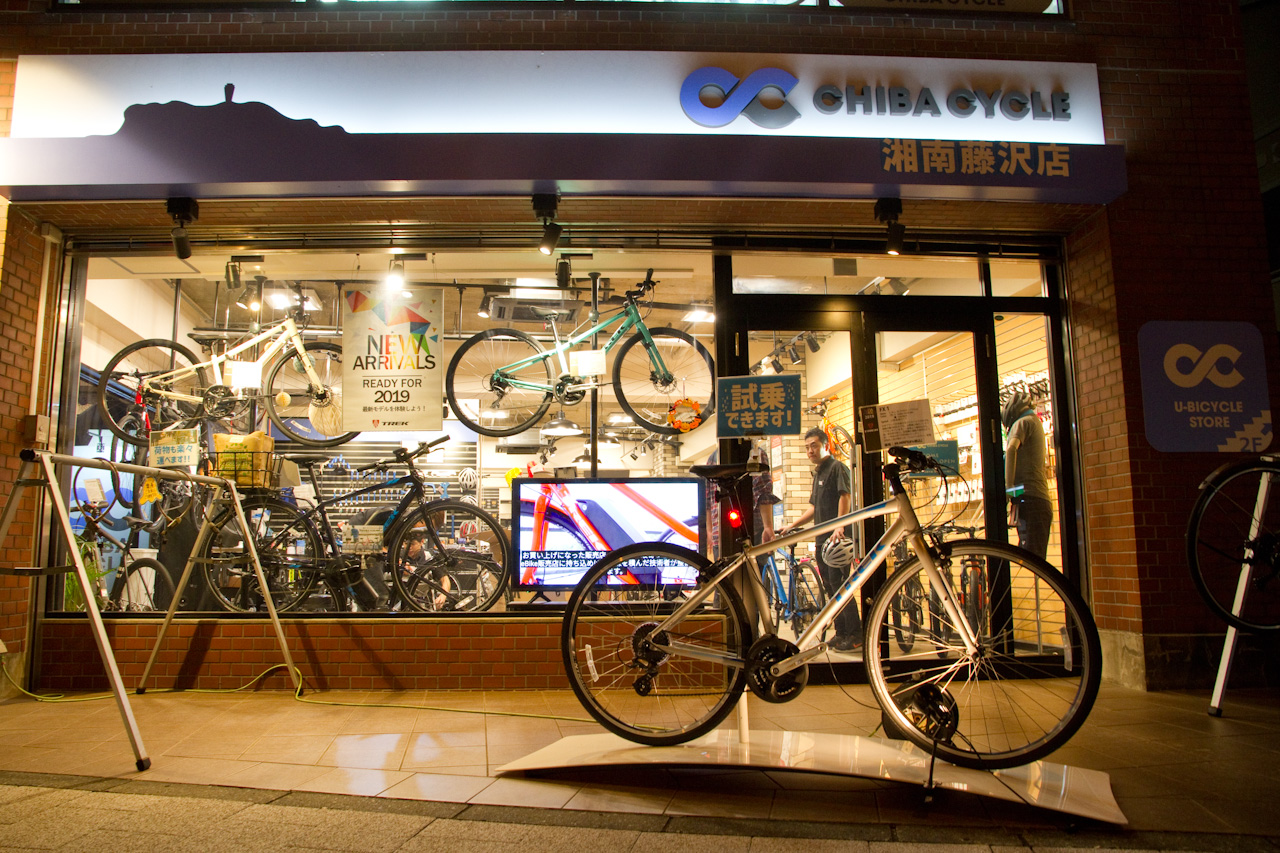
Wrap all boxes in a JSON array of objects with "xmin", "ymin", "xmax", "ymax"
[{"xmin": 759, "ymin": 544, "xmax": 827, "ymax": 636}]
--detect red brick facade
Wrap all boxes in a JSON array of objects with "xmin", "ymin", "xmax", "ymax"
[{"xmin": 0, "ymin": 0, "xmax": 1274, "ymax": 692}]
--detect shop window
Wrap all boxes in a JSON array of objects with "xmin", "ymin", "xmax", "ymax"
[{"xmin": 732, "ymin": 254, "xmax": 984, "ymax": 298}]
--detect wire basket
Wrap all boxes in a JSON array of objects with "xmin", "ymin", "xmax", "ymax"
[{"xmin": 213, "ymin": 432, "xmax": 278, "ymax": 489}]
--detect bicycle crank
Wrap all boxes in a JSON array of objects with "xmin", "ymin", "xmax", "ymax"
[{"xmin": 746, "ymin": 636, "xmax": 808, "ymax": 703}]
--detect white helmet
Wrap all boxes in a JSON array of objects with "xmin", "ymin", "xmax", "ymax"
[
  {"xmin": 822, "ymin": 536, "xmax": 857, "ymax": 568},
  {"xmin": 457, "ymin": 467, "xmax": 479, "ymax": 490}
]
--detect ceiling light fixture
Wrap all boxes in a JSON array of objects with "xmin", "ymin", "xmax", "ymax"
[
  {"xmin": 236, "ymin": 275, "xmax": 264, "ymax": 312},
  {"xmin": 556, "ymin": 257, "xmax": 572, "ymax": 289},
  {"xmin": 805, "ymin": 333, "xmax": 821, "ymax": 353},
  {"xmin": 542, "ymin": 410, "xmax": 584, "ymax": 437},
  {"xmin": 874, "ymin": 197, "xmax": 906, "ymax": 256},
  {"xmin": 166, "ymin": 197, "xmax": 198, "ymax": 260},
  {"xmin": 533, "ymin": 193, "xmax": 561, "ymax": 255},
  {"xmin": 477, "ymin": 293, "xmax": 494, "ymax": 318}
]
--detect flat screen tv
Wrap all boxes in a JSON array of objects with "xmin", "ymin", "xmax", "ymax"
[{"xmin": 511, "ymin": 476, "xmax": 705, "ymax": 590}]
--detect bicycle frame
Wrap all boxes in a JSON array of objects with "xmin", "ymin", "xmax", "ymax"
[
  {"xmin": 493, "ymin": 299, "xmax": 672, "ymax": 396},
  {"xmin": 139, "ymin": 316, "xmax": 322, "ymax": 407},
  {"xmin": 649, "ymin": 483, "xmax": 981, "ymax": 676}
]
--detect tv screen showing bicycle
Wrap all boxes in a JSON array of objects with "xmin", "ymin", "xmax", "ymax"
[{"xmin": 511, "ymin": 477, "xmax": 705, "ymax": 589}]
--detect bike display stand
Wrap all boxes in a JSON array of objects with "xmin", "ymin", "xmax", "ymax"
[
  {"xmin": 1207, "ymin": 456, "xmax": 1273, "ymax": 717},
  {"xmin": 497, "ymin": 727, "xmax": 1127, "ymax": 824},
  {"xmin": 0, "ymin": 450, "xmax": 302, "ymax": 769}
]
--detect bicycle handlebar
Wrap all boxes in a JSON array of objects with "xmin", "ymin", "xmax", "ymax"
[
  {"xmin": 887, "ymin": 446, "xmax": 938, "ymax": 473},
  {"xmin": 355, "ymin": 435, "xmax": 450, "ymax": 472},
  {"xmin": 623, "ymin": 268, "xmax": 658, "ymax": 300}
]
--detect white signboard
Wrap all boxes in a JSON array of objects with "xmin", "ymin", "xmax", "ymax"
[
  {"xmin": 876, "ymin": 399, "xmax": 937, "ymax": 448},
  {"xmin": 148, "ymin": 427, "xmax": 201, "ymax": 468},
  {"xmin": 12, "ymin": 51, "xmax": 1105, "ymax": 145},
  {"xmin": 342, "ymin": 285, "xmax": 444, "ymax": 432}
]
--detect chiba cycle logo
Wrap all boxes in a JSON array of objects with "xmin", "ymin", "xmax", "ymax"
[
  {"xmin": 1162, "ymin": 343, "xmax": 1244, "ymax": 389},
  {"xmin": 679, "ymin": 67, "xmax": 800, "ymax": 129}
]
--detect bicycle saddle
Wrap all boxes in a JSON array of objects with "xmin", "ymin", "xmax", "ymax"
[
  {"xmin": 283, "ymin": 454, "xmax": 331, "ymax": 469},
  {"xmin": 689, "ymin": 461, "xmax": 762, "ymax": 482},
  {"xmin": 529, "ymin": 305, "xmax": 569, "ymax": 321}
]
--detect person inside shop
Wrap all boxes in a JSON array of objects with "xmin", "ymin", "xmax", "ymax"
[
  {"xmin": 779, "ymin": 427, "xmax": 860, "ymax": 651},
  {"xmin": 1003, "ymin": 391, "xmax": 1053, "ymax": 560}
]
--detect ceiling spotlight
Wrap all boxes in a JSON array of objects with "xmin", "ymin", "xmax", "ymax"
[
  {"xmin": 533, "ymin": 193, "xmax": 561, "ymax": 255},
  {"xmin": 477, "ymin": 293, "xmax": 494, "ymax": 318},
  {"xmin": 770, "ymin": 356, "xmax": 784, "ymax": 374},
  {"xmin": 786, "ymin": 344, "xmax": 801, "ymax": 364},
  {"xmin": 556, "ymin": 258, "xmax": 572, "ymax": 288},
  {"xmin": 874, "ymin": 197, "xmax": 906, "ymax": 256},
  {"xmin": 683, "ymin": 306, "xmax": 715, "ymax": 323},
  {"xmin": 236, "ymin": 275, "xmax": 264, "ymax": 312},
  {"xmin": 224, "ymin": 261, "xmax": 242, "ymax": 292},
  {"xmin": 805, "ymin": 332, "xmax": 821, "ymax": 353},
  {"xmin": 385, "ymin": 259, "xmax": 405, "ymax": 289},
  {"xmin": 166, "ymin": 197, "xmax": 198, "ymax": 260}
]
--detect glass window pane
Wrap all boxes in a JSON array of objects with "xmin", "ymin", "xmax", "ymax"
[
  {"xmin": 733, "ymin": 254, "xmax": 983, "ymax": 297},
  {"xmin": 989, "ymin": 259, "xmax": 1046, "ymax": 297}
]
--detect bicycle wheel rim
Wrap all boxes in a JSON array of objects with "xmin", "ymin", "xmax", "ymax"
[
  {"xmin": 199, "ymin": 497, "xmax": 321, "ymax": 612},
  {"xmin": 446, "ymin": 329, "xmax": 553, "ymax": 437},
  {"xmin": 263, "ymin": 341, "xmax": 360, "ymax": 447},
  {"xmin": 612, "ymin": 328, "xmax": 714, "ymax": 435},
  {"xmin": 1187, "ymin": 460, "xmax": 1280, "ymax": 633},
  {"xmin": 98, "ymin": 339, "xmax": 205, "ymax": 447},
  {"xmin": 865, "ymin": 540, "xmax": 1101, "ymax": 769},
  {"xmin": 107, "ymin": 558, "xmax": 174, "ymax": 613},
  {"xmin": 387, "ymin": 502, "xmax": 510, "ymax": 612},
  {"xmin": 561, "ymin": 543, "xmax": 749, "ymax": 746}
]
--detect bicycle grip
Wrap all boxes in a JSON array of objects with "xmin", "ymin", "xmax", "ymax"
[{"xmin": 888, "ymin": 446, "xmax": 933, "ymax": 471}]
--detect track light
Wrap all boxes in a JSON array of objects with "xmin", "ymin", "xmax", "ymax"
[
  {"xmin": 874, "ymin": 197, "xmax": 906, "ymax": 256},
  {"xmin": 556, "ymin": 258, "xmax": 571, "ymax": 288},
  {"xmin": 786, "ymin": 344, "xmax": 801, "ymax": 364},
  {"xmin": 770, "ymin": 356, "xmax": 784, "ymax": 374},
  {"xmin": 533, "ymin": 193, "xmax": 561, "ymax": 255},
  {"xmin": 166, "ymin": 197, "xmax": 198, "ymax": 260},
  {"xmin": 224, "ymin": 261, "xmax": 242, "ymax": 292},
  {"xmin": 236, "ymin": 275, "xmax": 263, "ymax": 312},
  {"xmin": 385, "ymin": 260, "xmax": 405, "ymax": 289},
  {"xmin": 477, "ymin": 293, "xmax": 494, "ymax": 318},
  {"xmin": 805, "ymin": 333, "xmax": 821, "ymax": 353}
]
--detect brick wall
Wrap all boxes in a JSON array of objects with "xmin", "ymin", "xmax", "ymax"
[{"xmin": 39, "ymin": 617, "xmax": 570, "ymax": 692}]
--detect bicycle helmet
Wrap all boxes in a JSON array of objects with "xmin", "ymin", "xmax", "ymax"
[
  {"xmin": 821, "ymin": 536, "xmax": 857, "ymax": 568},
  {"xmin": 1001, "ymin": 391, "xmax": 1034, "ymax": 430}
]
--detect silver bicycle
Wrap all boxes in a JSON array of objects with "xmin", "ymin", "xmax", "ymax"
[{"xmin": 561, "ymin": 446, "xmax": 1101, "ymax": 769}]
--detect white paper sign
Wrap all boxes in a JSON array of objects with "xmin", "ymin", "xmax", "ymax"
[
  {"xmin": 149, "ymin": 428, "xmax": 201, "ymax": 468},
  {"xmin": 342, "ymin": 285, "xmax": 444, "ymax": 432},
  {"xmin": 876, "ymin": 399, "xmax": 936, "ymax": 448}
]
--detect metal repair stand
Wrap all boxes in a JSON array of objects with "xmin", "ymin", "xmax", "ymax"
[{"xmin": 0, "ymin": 449, "xmax": 301, "ymax": 771}]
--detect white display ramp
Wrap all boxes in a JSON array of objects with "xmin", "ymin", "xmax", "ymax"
[{"xmin": 497, "ymin": 729, "xmax": 1127, "ymax": 825}]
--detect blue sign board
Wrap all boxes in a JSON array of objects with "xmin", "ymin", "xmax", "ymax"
[
  {"xmin": 906, "ymin": 439, "xmax": 960, "ymax": 476},
  {"xmin": 717, "ymin": 375, "xmax": 803, "ymax": 437},
  {"xmin": 1138, "ymin": 321, "xmax": 1272, "ymax": 453}
]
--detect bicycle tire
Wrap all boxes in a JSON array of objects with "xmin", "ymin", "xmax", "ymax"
[
  {"xmin": 197, "ymin": 495, "xmax": 323, "ymax": 612},
  {"xmin": 561, "ymin": 543, "xmax": 751, "ymax": 746},
  {"xmin": 97, "ymin": 339, "xmax": 207, "ymax": 447},
  {"xmin": 386, "ymin": 501, "xmax": 510, "ymax": 613},
  {"xmin": 445, "ymin": 328, "xmax": 553, "ymax": 437},
  {"xmin": 106, "ymin": 557, "xmax": 175, "ymax": 613},
  {"xmin": 1187, "ymin": 458, "xmax": 1280, "ymax": 633},
  {"xmin": 889, "ymin": 575, "xmax": 924, "ymax": 652},
  {"xmin": 790, "ymin": 558, "xmax": 828, "ymax": 635},
  {"xmin": 263, "ymin": 341, "xmax": 360, "ymax": 447},
  {"xmin": 865, "ymin": 539, "xmax": 1101, "ymax": 770},
  {"xmin": 612, "ymin": 327, "xmax": 715, "ymax": 435}
]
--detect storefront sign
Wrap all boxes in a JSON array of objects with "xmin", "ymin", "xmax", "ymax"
[
  {"xmin": 717, "ymin": 375, "xmax": 802, "ymax": 437},
  {"xmin": 342, "ymin": 285, "xmax": 444, "ymax": 432},
  {"xmin": 859, "ymin": 399, "xmax": 937, "ymax": 451},
  {"xmin": 1138, "ymin": 321, "xmax": 1272, "ymax": 453}
]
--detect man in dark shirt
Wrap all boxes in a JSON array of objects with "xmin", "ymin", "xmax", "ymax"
[{"xmin": 781, "ymin": 427, "xmax": 860, "ymax": 651}]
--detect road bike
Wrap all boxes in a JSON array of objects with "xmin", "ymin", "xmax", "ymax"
[
  {"xmin": 759, "ymin": 544, "xmax": 827, "ymax": 637},
  {"xmin": 445, "ymin": 270, "xmax": 715, "ymax": 437},
  {"xmin": 561, "ymin": 447, "xmax": 1101, "ymax": 770},
  {"xmin": 195, "ymin": 437, "xmax": 510, "ymax": 613},
  {"xmin": 97, "ymin": 284, "xmax": 358, "ymax": 448},
  {"xmin": 1186, "ymin": 454, "xmax": 1280, "ymax": 633}
]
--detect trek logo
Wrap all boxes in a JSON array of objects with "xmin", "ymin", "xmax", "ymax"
[
  {"xmin": 1162, "ymin": 344, "xmax": 1244, "ymax": 389},
  {"xmin": 679, "ymin": 67, "xmax": 800, "ymax": 129}
]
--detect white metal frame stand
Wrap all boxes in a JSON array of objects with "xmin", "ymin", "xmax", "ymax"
[{"xmin": 0, "ymin": 449, "xmax": 302, "ymax": 771}]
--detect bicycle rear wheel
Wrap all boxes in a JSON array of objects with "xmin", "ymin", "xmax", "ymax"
[
  {"xmin": 1187, "ymin": 458, "xmax": 1280, "ymax": 633},
  {"xmin": 790, "ymin": 558, "xmax": 828, "ymax": 635},
  {"xmin": 446, "ymin": 328, "xmax": 553, "ymax": 437},
  {"xmin": 561, "ymin": 543, "xmax": 750, "ymax": 745},
  {"xmin": 197, "ymin": 496, "xmax": 323, "ymax": 612},
  {"xmin": 106, "ymin": 558, "xmax": 175, "ymax": 613},
  {"xmin": 98, "ymin": 339, "xmax": 207, "ymax": 447},
  {"xmin": 386, "ymin": 501, "xmax": 510, "ymax": 612},
  {"xmin": 612, "ymin": 327, "xmax": 714, "ymax": 435},
  {"xmin": 263, "ymin": 341, "xmax": 360, "ymax": 447},
  {"xmin": 889, "ymin": 575, "xmax": 923, "ymax": 652},
  {"xmin": 865, "ymin": 539, "xmax": 1101, "ymax": 769}
]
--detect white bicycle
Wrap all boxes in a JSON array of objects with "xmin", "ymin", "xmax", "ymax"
[
  {"xmin": 97, "ymin": 286, "xmax": 357, "ymax": 448},
  {"xmin": 561, "ymin": 446, "xmax": 1102, "ymax": 770}
]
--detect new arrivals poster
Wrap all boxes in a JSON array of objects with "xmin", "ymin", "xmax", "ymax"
[{"xmin": 342, "ymin": 285, "xmax": 444, "ymax": 432}]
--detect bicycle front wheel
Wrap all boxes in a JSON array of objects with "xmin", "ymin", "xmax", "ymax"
[
  {"xmin": 865, "ymin": 539, "xmax": 1101, "ymax": 770},
  {"xmin": 98, "ymin": 339, "xmax": 207, "ymax": 447},
  {"xmin": 197, "ymin": 496, "xmax": 323, "ymax": 612},
  {"xmin": 1187, "ymin": 458, "xmax": 1280, "ymax": 633},
  {"xmin": 106, "ymin": 558, "xmax": 175, "ymax": 613},
  {"xmin": 612, "ymin": 327, "xmax": 714, "ymax": 435},
  {"xmin": 386, "ymin": 501, "xmax": 510, "ymax": 613},
  {"xmin": 791, "ymin": 558, "xmax": 828, "ymax": 635},
  {"xmin": 446, "ymin": 329, "xmax": 553, "ymax": 437},
  {"xmin": 889, "ymin": 575, "xmax": 923, "ymax": 653},
  {"xmin": 562, "ymin": 543, "xmax": 750, "ymax": 746},
  {"xmin": 263, "ymin": 341, "xmax": 360, "ymax": 447}
]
